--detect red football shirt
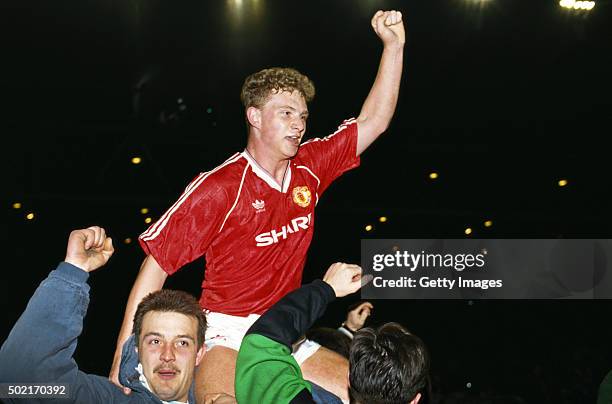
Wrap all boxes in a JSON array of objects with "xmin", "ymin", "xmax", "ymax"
[{"xmin": 139, "ymin": 119, "xmax": 360, "ymax": 315}]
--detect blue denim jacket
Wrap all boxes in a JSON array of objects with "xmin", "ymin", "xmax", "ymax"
[{"xmin": 0, "ymin": 262, "xmax": 196, "ymax": 403}]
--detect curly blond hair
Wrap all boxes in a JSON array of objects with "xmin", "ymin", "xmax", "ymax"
[{"xmin": 240, "ymin": 67, "xmax": 315, "ymax": 109}]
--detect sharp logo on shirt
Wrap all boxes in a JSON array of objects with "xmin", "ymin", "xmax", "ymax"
[
  {"xmin": 252, "ymin": 199, "xmax": 265, "ymax": 213},
  {"xmin": 255, "ymin": 213, "xmax": 312, "ymax": 247},
  {"xmin": 292, "ymin": 186, "xmax": 312, "ymax": 208}
]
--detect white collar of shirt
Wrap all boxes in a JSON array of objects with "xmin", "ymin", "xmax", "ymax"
[{"xmin": 242, "ymin": 150, "xmax": 292, "ymax": 193}]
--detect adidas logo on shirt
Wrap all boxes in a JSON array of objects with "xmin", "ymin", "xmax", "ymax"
[{"xmin": 252, "ymin": 199, "xmax": 265, "ymax": 212}]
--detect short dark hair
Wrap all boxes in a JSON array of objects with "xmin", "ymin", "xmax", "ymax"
[
  {"xmin": 349, "ymin": 323, "xmax": 429, "ymax": 404},
  {"xmin": 240, "ymin": 67, "xmax": 315, "ymax": 109},
  {"xmin": 133, "ymin": 289, "xmax": 206, "ymax": 349}
]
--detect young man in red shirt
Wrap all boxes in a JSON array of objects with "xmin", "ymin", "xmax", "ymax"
[{"xmin": 110, "ymin": 10, "xmax": 406, "ymax": 402}]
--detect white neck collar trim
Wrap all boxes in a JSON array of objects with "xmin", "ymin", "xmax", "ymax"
[{"xmin": 242, "ymin": 150, "xmax": 291, "ymax": 193}]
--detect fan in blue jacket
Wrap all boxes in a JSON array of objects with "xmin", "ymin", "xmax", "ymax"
[{"xmin": 0, "ymin": 226, "xmax": 210, "ymax": 404}]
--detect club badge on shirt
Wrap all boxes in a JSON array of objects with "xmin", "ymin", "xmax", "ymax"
[{"xmin": 292, "ymin": 186, "xmax": 312, "ymax": 208}]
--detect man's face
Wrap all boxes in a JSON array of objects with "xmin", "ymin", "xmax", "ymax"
[
  {"xmin": 138, "ymin": 311, "xmax": 204, "ymax": 402},
  {"xmin": 257, "ymin": 90, "xmax": 309, "ymax": 160}
]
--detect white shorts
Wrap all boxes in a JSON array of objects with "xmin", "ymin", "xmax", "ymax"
[{"xmin": 204, "ymin": 310, "xmax": 321, "ymax": 365}]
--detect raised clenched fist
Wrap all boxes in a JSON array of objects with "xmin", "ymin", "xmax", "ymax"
[
  {"xmin": 371, "ymin": 10, "xmax": 405, "ymax": 47},
  {"xmin": 322, "ymin": 262, "xmax": 364, "ymax": 297},
  {"xmin": 64, "ymin": 226, "xmax": 114, "ymax": 272}
]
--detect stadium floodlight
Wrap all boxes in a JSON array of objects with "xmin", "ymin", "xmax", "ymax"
[{"xmin": 559, "ymin": 0, "xmax": 595, "ymax": 10}]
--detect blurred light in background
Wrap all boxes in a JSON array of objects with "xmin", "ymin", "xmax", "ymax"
[
  {"xmin": 559, "ymin": 0, "xmax": 595, "ymax": 10},
  {"xmin": 226, "ymin": 0, "xmax": 263, "ymax": 29}
]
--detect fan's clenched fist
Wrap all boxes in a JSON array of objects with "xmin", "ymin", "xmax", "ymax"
[
  {"xmin": 64, "ymin": 226, "xmax": 114, "ymax": 272},
  {"xmin": 371, "ymin": 10, "xmax": 405, "ymax": 47},
  {"xmin": 323, "ymin": 262, "xmax": 364, "ymax": 297}
]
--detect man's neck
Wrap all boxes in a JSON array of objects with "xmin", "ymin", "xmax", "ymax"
[{"xmin": 245, "ymin": 145, "xmax": 290, "ymax": 185}]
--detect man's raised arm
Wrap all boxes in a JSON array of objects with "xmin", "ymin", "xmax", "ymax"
[
  {"xmin": 108, "ymin": 254, "xmax": 167, "ymax": 393},
  {"xmin": 235, "ymin": 263, "xmax": 364, "ymax": 403},
  {"xmin": 356, "ymin": 10, "xmax": 406, "ymax": 156},
  {"xmin": 0, "ymin": 227, "xmax": 121, "ymax": 402}
]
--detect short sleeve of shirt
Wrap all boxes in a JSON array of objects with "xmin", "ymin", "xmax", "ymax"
[
  {"xmin": 138, "ymin": 173, "xmax": 229, "ymax": 275},
  {"xmin": 297, "ymin": 118, "xmax": 360, "ymax": 195}
]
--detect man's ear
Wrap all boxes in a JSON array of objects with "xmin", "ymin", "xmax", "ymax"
[
  {"xmin": 195, "ymin": 345, "xmax": 206, "ymax": 367},
  {"xmin": 246, "ymin": 106, "xmax": 262, "ymax": 130},
  {"xmin": 410, "ymin": 392, "xmax": 422, "ymax": 404}
]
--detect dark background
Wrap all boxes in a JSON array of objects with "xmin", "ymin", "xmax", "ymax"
[{"xmin": 1, "ymin": 1, "xmax": 612, "ymax": 402}]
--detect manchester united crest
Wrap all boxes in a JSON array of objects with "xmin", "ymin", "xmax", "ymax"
[{"xmin": 292, "ymin": 186, "xmax": 312, "ymax": 208}]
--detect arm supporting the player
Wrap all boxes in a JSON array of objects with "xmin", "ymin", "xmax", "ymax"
[{"xmin": 109, "ymin": 254, "xmax": 168, "ymax": 388}]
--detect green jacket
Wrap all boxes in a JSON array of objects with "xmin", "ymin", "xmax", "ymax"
[
  {"xmin": 235, "ymin": 280, "xmax": 337, "ymax": 404},
  {"xmin": 599, "ymin": 370, "xmax": 612, "ymax": 404}
]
